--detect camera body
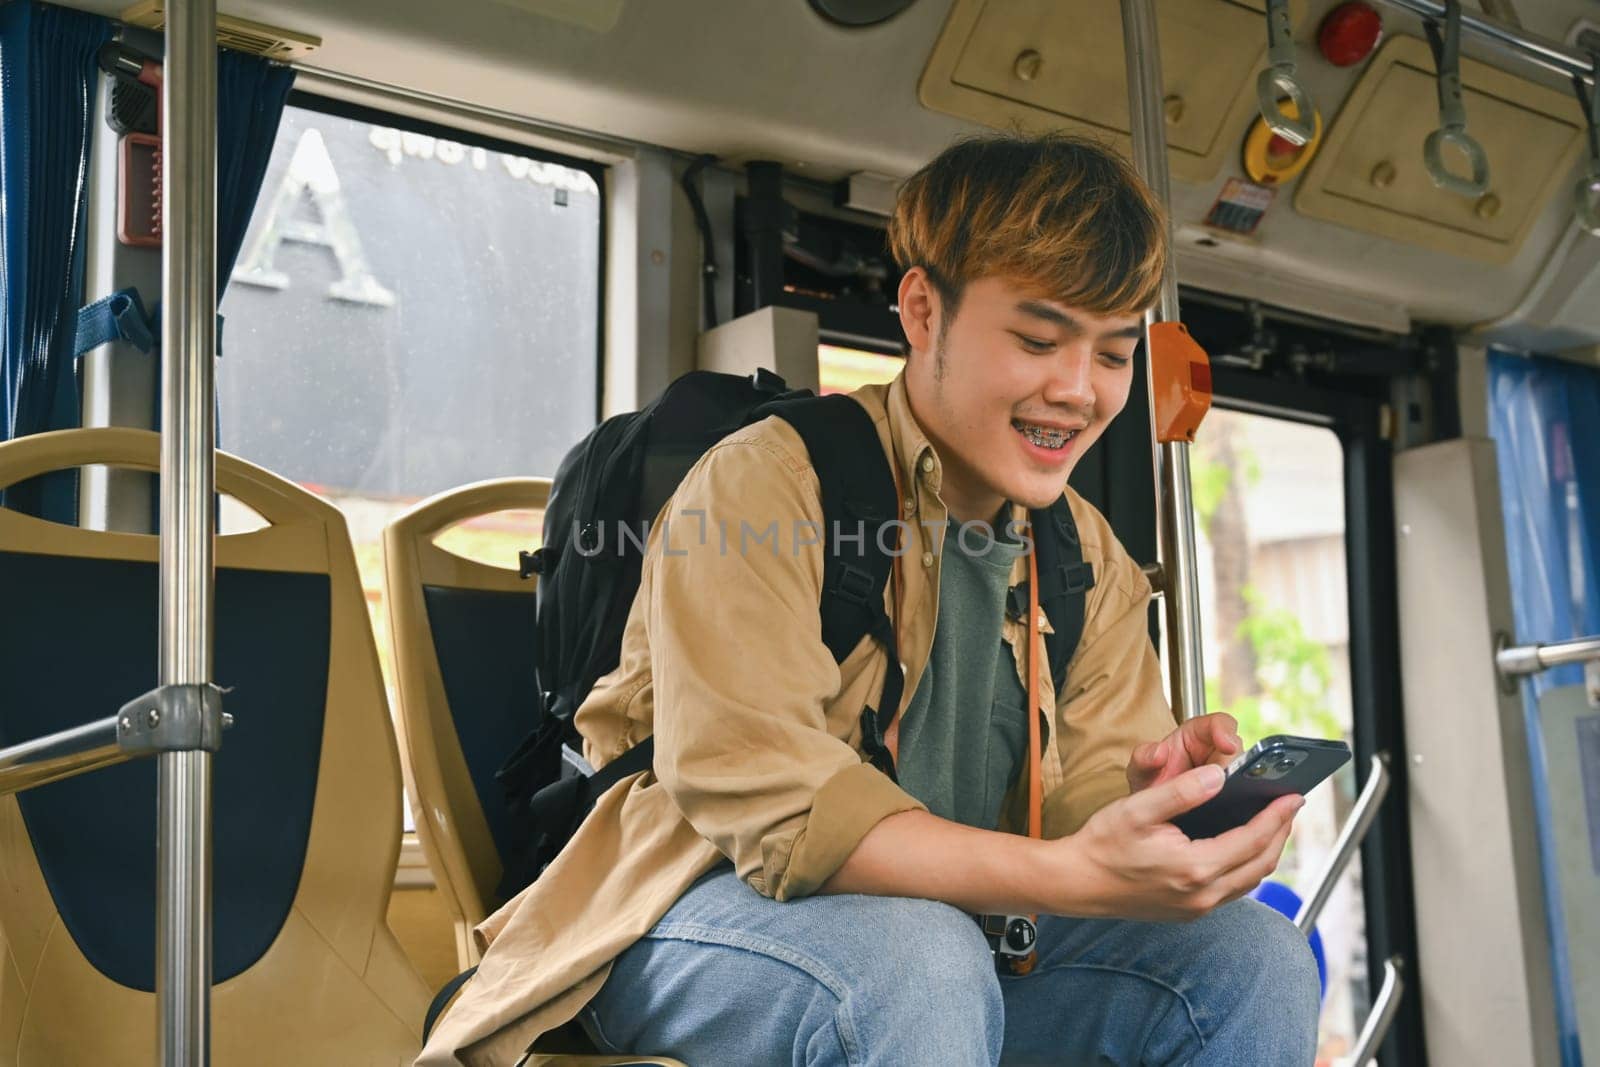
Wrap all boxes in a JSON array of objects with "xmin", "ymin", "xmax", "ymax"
[{"xmin": 975, "ymin": 913, "xmax": 1038, "ymax": 975}]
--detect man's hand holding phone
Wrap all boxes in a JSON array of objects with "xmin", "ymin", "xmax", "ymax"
[
  {"xmin": 1125, "ymin": 712, "xmax": 1244, "ymax": 792},
  {"xmin": 1048, "ymin": 763, "xmax": 1303, "ymax": 922}
]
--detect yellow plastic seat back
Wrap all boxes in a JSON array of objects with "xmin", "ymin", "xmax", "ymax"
[
  {"xmin": 0, "ymin": 428, "xmax": 429, "ymax": 1066},
  {"xmin": 383, "ymin": 478, "xmax": 549, "ymax": 966}
]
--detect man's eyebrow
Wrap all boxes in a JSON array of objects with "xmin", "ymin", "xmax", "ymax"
[
  {"xmin": 1015, "ymin": 301, "xmax": 1143, "ymax": 342},
  {"xmin": 1014, "ymin": 300, "xmax": 1083, "ymax": 335},
  {"xmin": 1099, "ymin": 323, "xmax": 1145, "ymax": 341}
]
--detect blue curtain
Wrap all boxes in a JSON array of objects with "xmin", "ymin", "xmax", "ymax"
[
  {"xmin": 1489, "ymin": 349, "xmax": 1600, "ymax": 1067},
  {"xmin": 0, "ymin": 2, "xmax": 112, "ymax": 518},
  {"xmin": 217, "ymin": 50, "xmax": 294, "ymax": 301},
  {"xmin": 1491, "ymin": 353, "xmax": 1600, "ymax": 694}
]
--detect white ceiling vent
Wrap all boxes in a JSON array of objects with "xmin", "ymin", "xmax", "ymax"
[{"xmin": 119, "ymin": 2, "xmax": 321, "ymax": 61}]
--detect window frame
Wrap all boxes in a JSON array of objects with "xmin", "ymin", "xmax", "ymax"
[{"xmin": 1207, "ymin": 364, "xmax": 1425, "ymax": 1067}]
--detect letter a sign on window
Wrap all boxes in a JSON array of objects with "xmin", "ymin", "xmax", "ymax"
[{"xmin": 233, "ymin": 128, "xmax": 396, "ymax": 307}]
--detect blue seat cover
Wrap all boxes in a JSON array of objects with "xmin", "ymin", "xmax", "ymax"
[
  {"xmin": 421, "ymin": 584, "xmax": 538, "ymax": 869},
  {"xmin": 0, "ymin": 550, "xmax": 329, "ymax": 991}
]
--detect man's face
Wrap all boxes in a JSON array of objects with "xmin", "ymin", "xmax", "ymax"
[{"xmin": 900, "ymin": 271, "xmax": 1143, "ymax": 520}]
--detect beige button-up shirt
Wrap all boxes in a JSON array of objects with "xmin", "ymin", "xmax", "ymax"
[{"xmin": 417, "ymin": 375, "xmax": 1175, "ymax": 1066}]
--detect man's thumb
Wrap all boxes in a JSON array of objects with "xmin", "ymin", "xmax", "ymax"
[{"xmin": 1129, "ymin": 763, "xmax": 1226, "ymax": 824}]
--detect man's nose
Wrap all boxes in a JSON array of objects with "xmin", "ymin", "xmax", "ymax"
[{"xmin": 1042, "ymin": 348, "xmax": 1095, "ymax": 411}]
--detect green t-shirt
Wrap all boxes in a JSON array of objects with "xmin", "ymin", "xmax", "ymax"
[{"xmin": 894, "ymin": 519, "xmax": 1029, "ymax": 831}]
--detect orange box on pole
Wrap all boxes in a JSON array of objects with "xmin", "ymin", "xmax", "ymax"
[{"xmin": 1148, "ymin": 321, "xmax": 1212, "ymax": 443}]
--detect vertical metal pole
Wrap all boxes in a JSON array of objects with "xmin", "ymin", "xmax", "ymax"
[
  {"xmin": 159, "ymin": 0, "xmax": 216, "ymax": 1062},
  {"xmin": 1120, "ymin": 0, "xmax": 1208, "ymax": 720}
]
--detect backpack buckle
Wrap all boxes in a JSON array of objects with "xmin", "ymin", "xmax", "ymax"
[
  {"xmin": 1059, "ymin": 562, "xmax": 1095, "ymax": 595},
  {"xmin": 832, "ymin": 563, "xmax": 876, "ymax": 606}
]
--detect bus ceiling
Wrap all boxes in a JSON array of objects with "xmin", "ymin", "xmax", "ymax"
[{"xmin": 52, "ymin": 0, "xmax": 1600, "ymax": 354}]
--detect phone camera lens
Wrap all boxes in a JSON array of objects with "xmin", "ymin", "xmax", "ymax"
[{"xmin": 1274, "ymin": 757, "xmax": 1296, "ymax": 772}]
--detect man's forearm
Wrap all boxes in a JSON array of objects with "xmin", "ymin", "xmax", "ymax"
[{"xmin": 818, "ymin": 809, "xmax": 1068, "ymax": 915}]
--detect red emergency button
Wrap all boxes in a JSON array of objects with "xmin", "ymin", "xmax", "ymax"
[{"xmin": 1318, "ymin": 2, "xmax": 1383, "ymax": 68}]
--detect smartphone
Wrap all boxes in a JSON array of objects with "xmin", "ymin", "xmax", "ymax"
[{"xmin": 1170, "ymin": 735, "xmax": 1352, "ymax": 839}]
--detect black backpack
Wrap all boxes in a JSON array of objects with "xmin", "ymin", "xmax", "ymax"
[{"xmin": 493, "ymin": 368, "xmax": 1096, "ymax": 899}]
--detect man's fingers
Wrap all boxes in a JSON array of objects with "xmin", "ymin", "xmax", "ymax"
[
  {"xmin": 1177, "ymin": 714, "xmax": 1239, "ymax": 766},
  {"xmin": 1211, "ymin": 714, "xmax": 1242, "ymax": 755},
  {"xmin": 1189, "ymin": 794, "xmax": 1302, "ymax": 873},
  {"xmin": 1132, "ymin": 739, "xmax": 1166, "ymax": 767},
  {"xmin": 1122, "ymin": 763, "xmax": 1227, "ymax": 825},
  {"xmin": 1213, "ymin": 808, "xmax": 1299, "ymax": 904}
]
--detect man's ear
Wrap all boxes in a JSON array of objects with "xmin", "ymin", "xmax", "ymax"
[{"xmin": 897, "ymin": 267, "xmax": 940, "ymax": 355}]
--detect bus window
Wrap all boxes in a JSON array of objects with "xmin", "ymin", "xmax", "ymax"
[
  {"xmin": 216, "ymin": 98, "xmax": 602, "ymax": 689},
  {"xmin": 818, "ymin": 343, "xmax": 903, "ymax": 394},
  {"xmin": 1189, "ymin": 409, "xmax": 1364, "ymax": 1062}
]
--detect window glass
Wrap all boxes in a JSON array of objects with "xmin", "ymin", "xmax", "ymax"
[
  {"xmin": 1189, "ymin": 410, "xmax": 1365, "ymax": 1061},
  {"xmin": 217, "ymin": 102, "xmax": 602, "ymax": 765},
  {"xmin": 818, "ymin": 343, "xmax": 903, "ymax": 394}
]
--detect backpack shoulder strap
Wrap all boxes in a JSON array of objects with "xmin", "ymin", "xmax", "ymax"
[
  {"xmin": 1029, "ymin": 495, "xmax": 1096, "ymax": 692},
  {"xmin": 760, "ymin": 394, "xmax": 904, "ymax": 776}
]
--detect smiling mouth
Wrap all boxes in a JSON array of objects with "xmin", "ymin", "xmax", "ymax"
[{"xmin": 1012, "ymin": 418, "xmax": 1080, "ymax": 451}]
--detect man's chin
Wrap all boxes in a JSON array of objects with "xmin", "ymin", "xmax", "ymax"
[{"xmin": 1008, "ymin": 474, "xmax": 1074, "ymax": 511}]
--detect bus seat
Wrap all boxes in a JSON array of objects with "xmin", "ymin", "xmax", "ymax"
[
  {"xmin": 0, "ymin": 428, "xmax": 430, "ymax": 1066},
  {"xmin": 381, "ymin": 478, "xmax": 549, "ymax": 968},
  {"xmin": 386, "ymin": 482, "xmax": 696, "ymax": 1065}
]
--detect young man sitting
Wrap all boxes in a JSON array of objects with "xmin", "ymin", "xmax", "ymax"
[{"xmin": 418, "ymin": 133, "xmax": 1320, "ymax": 1067}]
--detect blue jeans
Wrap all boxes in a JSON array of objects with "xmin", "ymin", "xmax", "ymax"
[{"xmin": 581, "ymin": 868, "xmax": 1320, "ymax": 1066}]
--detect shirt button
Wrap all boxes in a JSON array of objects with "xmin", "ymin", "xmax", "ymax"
[
  {"xmin": 903, "ymin": 496, "xmax": 916, "ymax": 516},
  {"xmin": 920, "ymin": 455, "xmax": 934, "ymax": 474},
  {"xmin": 922, "ymin": 552, "xmax": 935, "ymax": 568},
  {"xmin": 1037, "ymin": 612, "xmax": 1049, "ymax": 629}
]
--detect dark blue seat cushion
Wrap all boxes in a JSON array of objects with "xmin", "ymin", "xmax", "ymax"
[
  {"xmin": 420, "ymin": 585, "xmax": 537, "ymax": 870},
  {"xmin": 0, "ymin": 549, "xmax": 329, "ymax": 991}
]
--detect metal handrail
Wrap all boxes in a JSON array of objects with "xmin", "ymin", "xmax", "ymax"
[
  {"xmin": 159, "ymin": 0, "xmax": 220, "ymax": 1060},
  {"xmin": 1350, "ymin": 955, "xmax": 1406, "ymax": 1065},
  {"xmin": 0, "ymin": 716, "xmax": 132, "ymax": 797},
  {"xmin": 1373, "ymin": 0, "xmax": 1597, "ymax": 85},
  {"xmin": 1496, "ymin": 633, "xmax": 1600, "ymax": 679},
  {"xmin": 1120, "ymin": 0, "xmax": 1208, "ymax": 722},
  {"xmin": 1295, "ymin": 752, "xmax": 1391, "ymax": 933}
]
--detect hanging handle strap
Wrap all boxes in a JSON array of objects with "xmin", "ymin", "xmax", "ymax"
[
  {"xmin": 1570, "ymin": 66, "xmax": 1600, "ymax": 235},
  {"xmin": 1254, "ymin": 0, "xmax": 1316, "ymax": 147},
  {"xmin": 1423, "ymin": 1, "xmax": 1491, "ymax": 197}
]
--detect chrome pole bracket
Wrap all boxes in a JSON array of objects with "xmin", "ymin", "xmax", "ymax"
[
  {"xmin": 1423, "ymin": 1, "xmax": 1491, "ymax": 196},
  {"xmin": 1255, "ymin": 0, "xmax": 1316, "ymax": 146},
  {"xmin": 116, "ymin": 683, "xmax": 232, "ymax": 755}
]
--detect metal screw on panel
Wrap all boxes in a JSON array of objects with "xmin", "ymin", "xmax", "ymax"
[
  {"xmin": 147, "ymin": 708, "xmax": 161, "ymax": 729},
  {"xmin": 1476, "ymin": 192, "xmax": 1501, "ymax": 220},
  {"xmin": 1370, "ymin": 160, "xmax": 1396, "ymax": 189},
  {"xmin": 119, "ymin": 715, "xmax": 131, "ymax": 732},
  {"xmin": 1013, "ymin": 49, "xmax": 1042, "ymax": 82},
  {"xmin": 1164, "ymin": 94, "xmax": 1185, "ymax": 124}
]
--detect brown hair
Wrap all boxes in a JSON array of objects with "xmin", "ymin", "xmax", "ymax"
[{"xmin": 887, "ymin": 132, "xmax": 1168, "ymax": 319}]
